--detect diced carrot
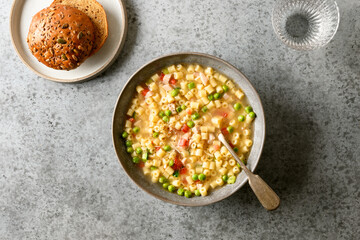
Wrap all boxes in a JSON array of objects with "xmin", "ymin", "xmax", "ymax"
[
  {"xmin": 155, "ymin": 146, "xmax": 161, "ymax": 151},
  {"xmin": 181, "ymin": 124, "xmax": 190, "ymax": 133},
  {"xmin": 186, "ymin": 109, "xmax": 192, "ymax": 115},
  {"xmin": 138, "ymin": 162, "xmax": 144, "ymax": 168},
  {"xmin": 169, "ymin": 78, "xmax": 177, "ymax": 85},
  {"xmin": 214, "ymin": 145, "xmax": 220, "ymax": 151},
  {"xmin": 141, "ymin": 88, "xmax": 149, "ymax": 96},
  {"xmin": 222, "ymin": 113, "xmax": 228, "ymax": 118},
  {"xmin": 129, "ymin": 118, "xmax": 135, "ymax": 123}
]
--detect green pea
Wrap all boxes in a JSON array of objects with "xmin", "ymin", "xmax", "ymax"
[
  {"xmin": 121, "ymin": 131, "xmax": 128, "ymax": 138},
  {"xmin": 159, "ymin": 111, "xmax": 165, "ymax": 117},
  {"xmin": 142, "ymin": 152, "xmax": 148, "ymax": 161},
  {"xmin": 191, "ymin": 112, "xmax": 200, "ymax": 120},
  {"xmin": 162, "ymin": 68, "xmax": 169, "ymax": 74},
  {"xmin": 198, "ymin": 173, "xmax": 206, "ymax": 181},
  {"xmin": 176, "ymin": 106, "xmax": 183, "ymax": 113},
  {"xmin": 162, "ymin": 116, "xmax": 169, "ymax": 122},
  {"xmin": 163, "ymin": 145, "xmax": 171, "ymax": 151},
  {"xmin": 222, "ymin": 85, "xmax": 229, "ymax": 92},
  {"xmin": 125, "ymin": 140, "xmax": 132, "ymax": 147},
  {"xmin": 192, "ymin": 174, "xmax": 199, "ymax": 181},
  {"xmin": 187, "ymin": 120, "xmax": 195, "ymax": 128},
  {"xmin": 249, "ymin": 112, "xmax": 256, "ymax": 118},
  {"xmin": 163, "ymin": 183, "xmax": 170, "ymax": 189},
  {"xmin": 177, "ymin": 188, "xmax": 185, "ymax": 196},
  {"xmin": 233, "ymin": 147, "xmax": 239, "ymax": 153},
  {"xmin": 133, "ymin": 126, "xmax": 140, "ymax": 133},
  {"xmin": 234, "ymin": 103, "xmax": 242, "ymax": 111},
  {"xmin": 168, "ymin": 185, "xmax": 176, "ymax": 192},
  {"xmin": 227, "ymin": 176, "xmax": 236, "ymax": 184},
  {"xmin": 181, "ymin": 104, "xmax": 186, "ymax": 110},
  {"xmin": 194, "ymin": 189, "xmax": 201, "ymax": 196},
  {"xmin": 169, "ymin": 159, "xmax": 174, "ymax": 167},
  {"xmin": 222, "ymin": 175, "xmax": 228, "ymax": 182},
  {"xmin": 207, "ymin": 94, "xmax": 214, "ymax": 101},
  {"xmin": 238, "ymin": 115, "xmax": 245, "ymax": 122},
  {"xmin": 201, "ymin": 106, "xmax": 208, "ymax": 113},
  {"xmin": 171, "ymin": 88, "xmax": 179, "ymax": 97},
  {"xmin": 136, "ymin": 147, "xmax": 142, "ymax": 154},
  {"xmin": 214, "ymin": 93, "xmax": 221, "ymax": 100},
  {"xmin": 150, "ymin": 166, "xmax": 157, "ymax": 170},
  {"xmin": 184, "ymin": 190, "xmax": 192, "ymax": 198},
  {"xmin": 165, "ymin": 110, "xmax": 172, "ymax": 117},
  {"xmin": 245, "ymin": 106, "xmax": 253, "ymax": 113},
  {"xmin": 159, "ymin": 176, "xmax": 167, "ymax": 183},
  {"xmin": 127, "ymin": 147, "xmax": 134, "ymax": 153},
  {"xmin": 227, "ymin": 126, "xmax": 234, "ymax": 133},
  {"xmin": 187, "ymin": 82, "xmax": 196, "ymax": 89},
  {"xmin": 153, "ymin": 132, "xmax": 159, "ymax": 138},
  {"xmin": 132, "ymin": 156, "xmax": 140, "ymax": 163}
]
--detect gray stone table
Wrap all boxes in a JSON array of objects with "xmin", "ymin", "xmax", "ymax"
[{"xmin": 1, "ymin": 0, "xmax": 359, "ymax": 239}]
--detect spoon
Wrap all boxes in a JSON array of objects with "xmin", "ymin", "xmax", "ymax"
[{"xmin": 218, "ymin": 133, "xmax": 280, "ymax": 211}]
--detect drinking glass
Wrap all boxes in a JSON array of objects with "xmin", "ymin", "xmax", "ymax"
[{"xmin": 272, "ymin": 0, "xmax": 340, "ymax": 50}]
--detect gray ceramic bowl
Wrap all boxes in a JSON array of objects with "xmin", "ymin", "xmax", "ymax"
[{"xmin": 112, "ymin": 52, "xmax": 265, "ymax": 206}]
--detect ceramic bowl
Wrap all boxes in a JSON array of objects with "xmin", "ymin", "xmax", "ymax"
[{"xmin": 112, "ymin": 52, "xmax": 265, "ymax": 206}]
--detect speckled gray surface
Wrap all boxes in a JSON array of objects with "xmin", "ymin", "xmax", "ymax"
[{"xmin": 1, "ymin": 0, "xmax": 359, "ymax": 239}]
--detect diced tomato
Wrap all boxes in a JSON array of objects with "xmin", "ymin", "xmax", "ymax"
[
  {"xmin": 181, "ymin": 124, "xmax": 190, "ymax": 133},
  {"xmin": 129, "ymin": 118, "xmax": 135, "ymax": 123},
  {"xmin": 169, "ymin": 78, "xmax": 177, "ymax": 85},
  {"xmin": 155, "ymin": 146, "xmax": 161, "ymax": 151},
  {"xmin": 172, "ymin": 157, "xmax": 183, "ymax": 171},
  {"xmin": 194, "ymin": 180, "xmax": 201, "ymax": 184},
  {"xmin": 229, "ymin": 143, "xmax": 234, "ymax": 148},
  {"xmin": 186, "ymin": 109, "xmax": 192, "ymax": 115},
  {"xmin": 141, "ymin": 88, "xmax": 149, "ymax": 96},
  {"xmin": 222, "ymin": 113, "xmax": 228, "ymax": 118},
  {"xmin": 179, "ymin": 138, "xmax": 188, "ymax": 147},
  {"xmin": 180, "ymin": 168, "xmax": 187, "ymax": 174},
  {"xmin": 138, "ymin": 162, "xmax": 144, "ymax": 168},
  {"xmin": 160, "ymin": 73, "xmax": 165, "ymax": 80},
  {"xmin": 221, "ymin": 127, "xmax": 229, "ymax": 135},
  {"xmin": 214, "ymin": 145, "xmax": 220, "ymax": 151}
]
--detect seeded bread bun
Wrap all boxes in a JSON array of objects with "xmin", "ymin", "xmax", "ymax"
[
  {"xmin": 51, "ymin": 0, "xmax": 109, "ymax": 55},
  {"xmin": 27, "ymin": 5, "xmax": 95, "ymax": 70}
]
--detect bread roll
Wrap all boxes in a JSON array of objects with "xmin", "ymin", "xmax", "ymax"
[
  {"xmin": 51, "ymin": 0, "xmax": 109, "ymax": 55},
  {"xmin": 27, "ymin": 5, "xmax": 95, "ymax": 70}
]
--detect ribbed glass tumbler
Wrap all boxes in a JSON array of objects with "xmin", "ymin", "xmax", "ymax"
[{"xmin": 272, "ymin": 0, "xmax": 340, "ymax": 50}]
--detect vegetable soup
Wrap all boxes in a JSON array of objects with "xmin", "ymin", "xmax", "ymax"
[{"xmin": 121, "ymin": 64, "xmax": 256, "ymax": 198}]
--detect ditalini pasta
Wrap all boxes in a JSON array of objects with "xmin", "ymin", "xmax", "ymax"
[{"xmin": 121, "ymin": 64, "xmax": 256, "ymax": 198}]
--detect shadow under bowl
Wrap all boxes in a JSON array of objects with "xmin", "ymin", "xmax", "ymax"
[{"xmin": 112, "ymin": 52, "xmax": 266, "ymax": 206}]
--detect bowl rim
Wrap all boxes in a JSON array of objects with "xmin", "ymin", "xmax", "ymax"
[{"xmin": 112, "ymin": 52, "xmax": 266, "ymax": 206}]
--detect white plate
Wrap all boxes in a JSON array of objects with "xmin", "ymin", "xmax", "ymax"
[{"xmin": 10, "ymin": 0, "xmax": 127, "ymax": 83}]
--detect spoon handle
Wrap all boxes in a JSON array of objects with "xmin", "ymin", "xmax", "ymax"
[
  {"xmin": 247, "ymin": 173, "xmax": 280, "ymax": 211},
  {"xmin": 218, "ymin": 133, "xmax": 280, "ymax": 211}
]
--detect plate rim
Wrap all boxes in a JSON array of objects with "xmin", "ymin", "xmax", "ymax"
[
  {"xmin": 112, "ymin": 52, "xmax": 266, "ymax": 206},
  {"xmin": 9, "ymin": 0, "xmax": 128, "ymax": 83}
]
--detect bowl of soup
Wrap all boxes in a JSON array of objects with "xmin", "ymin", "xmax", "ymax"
[{"xmin": 112, "ymin": 52, "xmax": 265, "ymax": 206}]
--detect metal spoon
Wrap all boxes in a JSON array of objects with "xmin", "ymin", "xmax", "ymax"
[{"xmin": 218, "ymin": 133, "xmax": 280, "ymax": 211}]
